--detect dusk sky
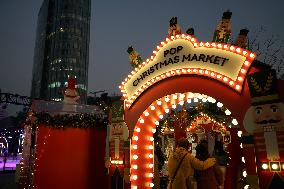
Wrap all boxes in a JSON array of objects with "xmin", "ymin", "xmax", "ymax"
[{"xmin": 1, "ymin": 0, "xmax": 284, "ymax": 113}]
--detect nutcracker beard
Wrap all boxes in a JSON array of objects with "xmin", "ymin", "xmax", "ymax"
[{"xmin": 263, "ymin": 131, "xmax": 280, "ymax": 160}]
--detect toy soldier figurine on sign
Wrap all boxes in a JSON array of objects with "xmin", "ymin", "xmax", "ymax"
[
  {"xmin": 168, "ymin": 17, "xmax": 181, "ymax": 37},
  {"xmin": 127, "ymin": 46, "xmax": 143, "ymax": 69},
  {"xmin": 243, "ymin": 69, "xmax": 284, "ymax": 188},
  {"xmin": 212, "ymin": 10, "xmax": 232, "ymax": 43},
  {"xmin": 234, "ymin": 29, "xmax": 249, "ymax": 49}
]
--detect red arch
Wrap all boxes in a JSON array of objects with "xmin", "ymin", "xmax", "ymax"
[
  {"xmin": 125, "ymin": 74, "xmax": 253, "ymax": 133},
  {"xmin": 123, "ymin": 65, "xmax": 269, "ymax": 188}
]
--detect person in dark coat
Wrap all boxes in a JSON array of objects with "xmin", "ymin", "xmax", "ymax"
[
  {"xmin": 194, "ymin": 142, "xmax": 223, "ymax": 189},
  {"xmin": 212, "ymin": 141, "xmax": 228, "ymax": 189}
]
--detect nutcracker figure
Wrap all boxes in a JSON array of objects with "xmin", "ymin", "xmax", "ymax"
[
  {"xmin": 167, "ymin": 17, "xmax": 181, "ymax": 37},
  {"xmin": 212, "ymin": 10, "xmax": 232, "ymax": 43},
  {"xmin": 127, "ymin": 46, "xmax": 143, "ymax": 69},
  {"xmin": 234, "ymin": 29, "xmax": 249, "ymax": 49},
  {"xmin": 105, "ymin": 100, "xmax": 130, "ymax": 189},
  {"xmin": 243, "ymin": 69, "xmax": 284, "ymax": 188}
]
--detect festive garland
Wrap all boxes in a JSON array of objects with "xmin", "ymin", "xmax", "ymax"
[{"xmin": 28, "ymin": 112, "xmax": 108, "ymax": 129}]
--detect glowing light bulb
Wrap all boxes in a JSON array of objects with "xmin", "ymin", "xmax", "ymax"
[
  {"xmin": 133, "ymin": 175, "xmax": 138, "ymax": 180},
  {"xmin": 232, "ymin": 119, "xmax": 238, "ymax": 125},
  {"xmin": 262, "ymin": 163, "xmax": 269, "ymax": 170},
  {"xmin": 242, "ymin": 170, "xmax": 247, "ymax": 177},
  {"xmin": 237, "ymin": 131, "xmax": 242, "ymax": 137},
  {"xmin": 217, "ymin": 102, "xmax": 223, "ymax": 108},
  {"xmin": 271, "ymin": 163, "xmax": 278, "ymax": 170},
  {"xmin": 225, "ymin": 109, "xmax": 231, "ymax": 115}
]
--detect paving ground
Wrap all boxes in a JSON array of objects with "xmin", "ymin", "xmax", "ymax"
[{"xmin": 0, "ymin": 171, "xmax": 17, "ymax": 189}]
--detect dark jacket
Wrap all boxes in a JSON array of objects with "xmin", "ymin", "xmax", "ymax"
[{"xmin": 194, "ymin": 164, "xmax": 223, "ymax": 189}]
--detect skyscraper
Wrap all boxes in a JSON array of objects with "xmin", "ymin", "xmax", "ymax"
[{"xmin": 31, "ymin": 0, "xmax": 91, "ymax": 103}]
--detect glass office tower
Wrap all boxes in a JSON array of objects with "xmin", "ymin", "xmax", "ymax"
[{"xmin": 31, "ymin": 0, "xmax": 91, "ymax": 103}]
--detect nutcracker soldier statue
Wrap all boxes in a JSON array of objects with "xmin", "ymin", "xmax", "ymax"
[
  {"xmin": 105, "ymin": 100, "xmax": 131, "ymax": 189},
  {"xmin": 212, "ymin": 10, "xmax": 232, "ymax": 43},
  {"xmin": 243, "ymin": 69, "xmax": 284, "ymax": 189},
  {"xmin": 234, "ymin": 29, "xmax": 249, "ymax": 49},
  {"xmin": 127, "ymin": 46, "xmax": 143, "ymax": 69},
  {"xmin": 167, "ymin": 17, "xmax": 181, "ymax": 37}
]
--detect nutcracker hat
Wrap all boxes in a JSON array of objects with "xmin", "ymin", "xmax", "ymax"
[
  {"xmin": 127, "ymin": 46, "xmax": 134, "ymax": 54},
  {"xmin": 169, "ymin": 17, "xmax": 177, "ymax": 27},
  {"xmin": 222, "ymin": 10, "xmax": 232, "ymax": 20},
  {"xmin": 111, "ymin": 100, "xmax": 124, "ymax": 123},
  {"xmin": 239, "ymin": 29, "xmax": 249, "ymax": 36},
  {"xmin": 186, "ymin": 28, "xmax": 194, "ymax": 35},
  {"xmin": 67, "ymin": 78, "xmax": 76, "ymax": 90},
  {"xmin": 247, "ymin": 69, "xmax": 280, "ymax": 106}
]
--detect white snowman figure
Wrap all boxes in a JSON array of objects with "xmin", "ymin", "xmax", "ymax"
[{"xmin": 62, "ymin": 78, "xmax": 80, "ymax": 112}]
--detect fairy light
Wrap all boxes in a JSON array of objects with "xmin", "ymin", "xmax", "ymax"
[
  {"xmin": 217, "ymin": 102, "xmax": 223, "ymax": 108},
  {"xmin": 225, "ymin": 109, "xmax": 231, "ymax": 115},
  {"xmin": 133, "ymin": 136, "xmax": 138, "ymax": 141},
  {"xmin": 133, "ymin": 175, "xmax": 138, "ymax": 180},
  {"xmin": 237, "ymin": 131, "xmax": 242, "ymax": 137},
  {"xmin": 232, "ymin": 119, "xmax": 238, "ymax": 125}
]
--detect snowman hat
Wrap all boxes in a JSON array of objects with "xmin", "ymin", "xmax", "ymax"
[{"xmin": 67, "ymin": 78, "xmax": 76, "ymax": 90}]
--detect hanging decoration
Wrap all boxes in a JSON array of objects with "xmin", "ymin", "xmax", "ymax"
[{"xmin": 26, "ymin": 112, "xmax": 107, "ymax": 129}]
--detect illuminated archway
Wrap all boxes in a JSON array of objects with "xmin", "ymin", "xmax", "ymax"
[
  {"xmin": 120, "ymin": 34, "xmax": 257, "ymax": 188},
  {"xmin": 130, "ymin": 92, "xmax": 244, "ymax": 188}
]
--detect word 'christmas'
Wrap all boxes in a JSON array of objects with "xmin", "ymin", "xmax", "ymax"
[{"xmin": 132, "ymin": 46, "xmax": 230, "ymax": 86}]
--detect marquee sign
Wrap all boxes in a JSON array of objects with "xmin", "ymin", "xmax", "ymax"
[{"xmin": 120, "ymin": 34, "xmax": 256, "ymax": 108}]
